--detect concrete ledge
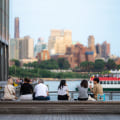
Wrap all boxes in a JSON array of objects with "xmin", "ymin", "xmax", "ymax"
[{"xmin": 0, "ymin": 101, "xmax": 120, "ymax": 114}]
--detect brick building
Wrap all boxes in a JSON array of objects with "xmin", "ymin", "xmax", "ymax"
[
  {"xmin": 37, "ymin": 50, "xmax": 50, "ymax": 62},
  {"xmin": 65, "ymin": 43, "xmax": 95, "ymax": 68}
]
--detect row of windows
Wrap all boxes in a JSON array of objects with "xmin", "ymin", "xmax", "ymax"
[{"xmin": 100, "ymin": 81, "xmax": 120, "ymax": 84}]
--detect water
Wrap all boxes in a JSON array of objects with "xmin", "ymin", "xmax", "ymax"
[
  {"xmin": 44, "ymin": 80, "xmax": 81, "ymax": 91},
  {"xmin": 44, "ymin": 80, "xmax": 120, "ymax": 101}
]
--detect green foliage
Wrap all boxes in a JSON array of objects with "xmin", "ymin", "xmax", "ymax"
[
  {"xmin": 9, "ymin": 67, "xmax": 89, "ymax": 79},
  {"xmin": 80, "ymin": 61, "xmax": 94, "ymax": 72},
  {"xmin": 94, "ymin": 59, "xmax": 105, "ymax": 71},
  {"xmin": 11, "ymin": 59, "xmax": 20, "ymax": 67},
  {"xmin": 106, "ymin": 59, "xmax": 116, "ymax": 70},
  {"xmin": 117, "ymin": 65, "xmax": 120, "ymax": 70},
  {"xmin": 57, "ymin": 58, "xmax": 70, "ymax": 69}
]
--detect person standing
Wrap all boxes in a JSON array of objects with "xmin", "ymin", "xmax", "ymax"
[
  {"xmin": 90, "ymin": 77, "xmax": 103, "ymax": 100},
  {"xmin": 58, "ymin": 80, "xmax": 69, "ymax": 100},
  {"xmin": 20, "ymin": 78, "xmax": 33, "ymax": 100},
  {"xmin": 3, "ymin": 77, "xmax": 17, "ymax": 100},
  {"xmin": 34, "ymin": 79, "xmax": 50, "ymax": 100}
]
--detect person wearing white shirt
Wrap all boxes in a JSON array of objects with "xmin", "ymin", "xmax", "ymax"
[
  {"xmin": 58, "ymin": 80, "xmax": 69, "ymax": 100},
  {"xmin": 34, "ymin": 79, "xmax": 50, "ymax": 100}
]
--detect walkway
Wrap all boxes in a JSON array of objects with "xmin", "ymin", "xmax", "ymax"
[{"xmin": 0, "ymin": 114, "xmax": 120, "ymax": 120}]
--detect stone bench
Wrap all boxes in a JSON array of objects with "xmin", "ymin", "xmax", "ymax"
[{"xmin": 0, "ymin": 101, "xmax": 120, "ymax": 114}]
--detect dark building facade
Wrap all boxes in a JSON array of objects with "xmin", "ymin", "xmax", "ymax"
[
  {"xmin": 14, "ymin": 17, "xmax": 19, "ymax": 38},
  {"xmin": 0, "ymin": 0, "xmax": 9, "ymax": 81}
]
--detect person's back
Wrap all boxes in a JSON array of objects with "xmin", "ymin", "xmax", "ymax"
[
  {"xmin": 78, "ymin": 86, "xmax": 88, "ymax": 99},
  {"xmin": 90, "ymin": 77, "xmax": 103, "ymax": 100},
  {"xmin": 78, "ymin": 80, "xmax": 88, "ymax": 101},
  {"xmin": 20, "ymin": 83, "xmax": 33, "ymax": 95},
  {"xmin": 58, "ymin": 80, "xmax": 69, "ymax": 100},
  {"xmin": 4, "ymin": 84, "xmax": 15, "ymax": 100},
  {"xmin": 93, "ymin": 83, "xmax": 103, "ymax": 99},
  {"xmin": 34, "ymin": 83, "xmax": 48, "ymax": 97},
  {"xmin": 20, "ymin": 78, "xmax": 33, "ymax": 100},
  {"xmin": 4, "ymin": 77, "xmax": 17, "ymax": 100},
  {"xmin": 34, "ymin": 79, "xmax": 50, "ymax": 100}
]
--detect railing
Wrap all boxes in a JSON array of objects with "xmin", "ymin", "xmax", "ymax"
[{"xmin": 0, "ymin": 88, "xmax": 120, "ymax": 101}]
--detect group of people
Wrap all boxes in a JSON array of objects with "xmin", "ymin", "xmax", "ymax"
[{"xmin": 3, "ymin": 77, "xmax": 103, "ymax": 101}]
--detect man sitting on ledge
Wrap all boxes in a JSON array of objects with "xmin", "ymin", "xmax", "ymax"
[
  {"xmin": 90, "ymin": 77, "xmax": 103, "ymax": 100},
  {"xmin": 33, "ymin": 79, "xmax": 50, "ymax": 100}
]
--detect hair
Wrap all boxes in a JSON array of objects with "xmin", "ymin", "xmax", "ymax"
[
  {"xmin": 80, "ymin": 80, "xmax": 88, "ymax": 88},
  {"xmin": 7, "ymin": 77, "xmax": 13, "ymax": 85},
  {"xmin": 38, "ymin": 79, "xmax": 44, "ymax": 84},
  {"xmin": 93, "ymin": 77, "xmax": 99, "ymax": 83},
  {"xmin": 24, "ymin": 78, "xmax": 30, "ymax": 83},
  {"xmin": 58, "ymin": 80, "xmax": 66, "ymax": 89}
]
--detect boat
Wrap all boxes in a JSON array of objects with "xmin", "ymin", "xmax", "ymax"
[{"xmin": 89, "ymin": 70, "xmax": 120, "ymax": 92}]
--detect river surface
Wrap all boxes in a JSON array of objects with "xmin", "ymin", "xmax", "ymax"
[
  {"xmin": 44, "ymin": 80, "xmax": 81, "ymax": 91},
  {"xmin": 43, "ymin": 80, "xmax": 120, "ymax": 101}
]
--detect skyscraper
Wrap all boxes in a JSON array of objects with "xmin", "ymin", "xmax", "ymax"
[
  {"xmin": 9, "ymin": 36, "xmax": 34, "ymax": 60},
  {"xmin": 0, "ymin": 0, "xmax": 9, "ymax": 81},
  {"xmin": 88, "ymin": 35, "xmax": 96, "ymax": 57},
  {"xmin": 48, "ymin": 30, "xmax": 72, "ymax": 55},
  {"xmin": 34, "ymin": 38, "xmax": 47, "ymax": 57},
  {"xmin": 9, "ymin": 38, "xmax": 19, "ymax": 60},
  {"xmin": 96, "ymin": 44, "xmax": 102, "ymax": 57},
  {"xmin": 101, "ymin": 41, "xmax": 110, "ymax": 58},
  {"xmin": 14, "ymin": 17, "xmax": 20, "ymax": 38}
]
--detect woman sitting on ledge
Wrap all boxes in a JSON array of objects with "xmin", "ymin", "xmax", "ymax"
[
  {"xmin": 58, "ymin": 80, "xmax": 69, "ymax": 100},
  {"xmin": 3, "ymin": 77, "xmax": 17, "ymax": 100},
  {"xmin": 20, "ymin": 78, "xmax": 33, "ymax": 100},
  {"xmin": 77, "ymin": 80, "xmax": 88, "ymax": 101}
]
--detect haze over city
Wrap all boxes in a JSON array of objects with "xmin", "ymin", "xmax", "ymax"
[{"xmin": 10, "ymin": 0, "xmax": 120, "ymax": 56}]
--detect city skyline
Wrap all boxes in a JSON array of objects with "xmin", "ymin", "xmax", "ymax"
[{"xmin": 10, "ymin": 0, "xmax": 120, "ymax": 56}]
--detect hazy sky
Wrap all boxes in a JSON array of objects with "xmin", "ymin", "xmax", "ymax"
[{"xmin": 10, "ymin": 0, "xmax": 120, "ymax": 56}]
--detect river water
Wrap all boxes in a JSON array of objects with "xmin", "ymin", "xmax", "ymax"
[{"xmin": 44, "ymin": 80, "xmax": 120, "ymax": 101}]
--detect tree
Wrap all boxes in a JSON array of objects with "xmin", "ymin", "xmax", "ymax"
[
  {"xmin": 117, "ymin": 65, "xmax": 120, "ymax": 70},
  {"xmin": 11, "ymin": 59, "xmax": 20, "ymax": 67},
  {"xmin": 106, "ymin": 59, "xmax": 116, "ymax": 70},
  {"xmin": 80, "ymin": 61, "xmax": 94, "ymax": 72},
  {"xmin": 57, "ymin": 58, "xmax": 70, "ymax": 69},
  {"xmin": 94, "ymin": 59, "xmax": 105, "ymax": 71}
]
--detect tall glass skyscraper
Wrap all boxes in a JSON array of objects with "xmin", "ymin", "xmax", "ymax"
[{"xmin": 0, "ymin": 0, "xmax": 9, "ymax": 81}]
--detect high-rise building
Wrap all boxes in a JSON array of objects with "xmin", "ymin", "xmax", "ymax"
[
  {"xmin": 88, "ymin": 35, "xmax": 96, "ymax": 57},
  {"xmin": 96, "ymin": 44, "xmax": 102, "ymax": 57},
  {"xmin": 19, "ymin": 36, "xmax": 34, "ymax": 59},
  {"xmin": 14, "ymin": 17, "xmax": 19, "ymax": 38},
  {"xmin": 0, "ymin": 0, "xmax": 9, "ymax": 81},
  {"xmin": 48, "ymin": 30, "xmax": 72, "ymax": 55},
  {"xmin": 34, "ymin": 38, "xmax": 47, "ymax": 57},
  {"xmin": 9, "ymin": 36, "xmax": 34, "ymax": 60},
  {"xmin": 101, "ymin": 41, "xmax": 110, "ymax": 58},
  {"xmin": 9, "ymin": 38, "xmax": 19, "ymax": 60}
]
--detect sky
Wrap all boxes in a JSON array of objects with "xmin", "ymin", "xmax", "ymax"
[{"xmin": 10, "ymin": 0, "xmax": 120, "ymax": 56}]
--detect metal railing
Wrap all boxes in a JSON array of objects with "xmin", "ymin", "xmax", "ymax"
[{"xmin": 0, "ymin": 88, "xmax": 120, "ymax": 101}]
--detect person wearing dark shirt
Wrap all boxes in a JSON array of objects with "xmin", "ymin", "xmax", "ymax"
[{"xmin": 20, "ymin": 78, "xmax": 33, "ymax": 100}]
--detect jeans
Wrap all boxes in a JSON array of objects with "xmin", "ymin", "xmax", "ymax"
[{"xmin": 34, "ymin": 96, "xmax": 50, "ymax": 100}]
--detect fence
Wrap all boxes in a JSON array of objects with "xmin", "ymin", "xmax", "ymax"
[{"xmin": 0, "ymin": 88, "xmax": 120, "ymax": 101}]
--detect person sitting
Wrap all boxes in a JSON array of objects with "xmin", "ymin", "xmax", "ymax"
[
  {"xmin": 78, "ymin": 80, "xmax": 88, "ymax": 101},
  {"xmin": 58, "ymin": 80, "xmax": 69, "ymax": 100},
  {"xmin": 3, "ymin": 77, "xmax": 17, "ymax": 100},
  {"xmin": 34, "ymin": 79, "xmax": 50, "ymax": 100},
  {"xmin": 20, "ymin": 78, "xmax": 33, "ymax": 100},
  {"xmin": 90, "ymin": 77, "xmax": 103, "ymax": 100}
]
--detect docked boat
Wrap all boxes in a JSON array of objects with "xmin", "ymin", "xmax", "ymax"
[{"xmin": 89, "ymin": 70, "xmax": 120, "ymax": 91}]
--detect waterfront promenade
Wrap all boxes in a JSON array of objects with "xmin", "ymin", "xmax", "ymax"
[{"xmin": 0, "ymin": 114, "xmax": 120, "ymax": 120}]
